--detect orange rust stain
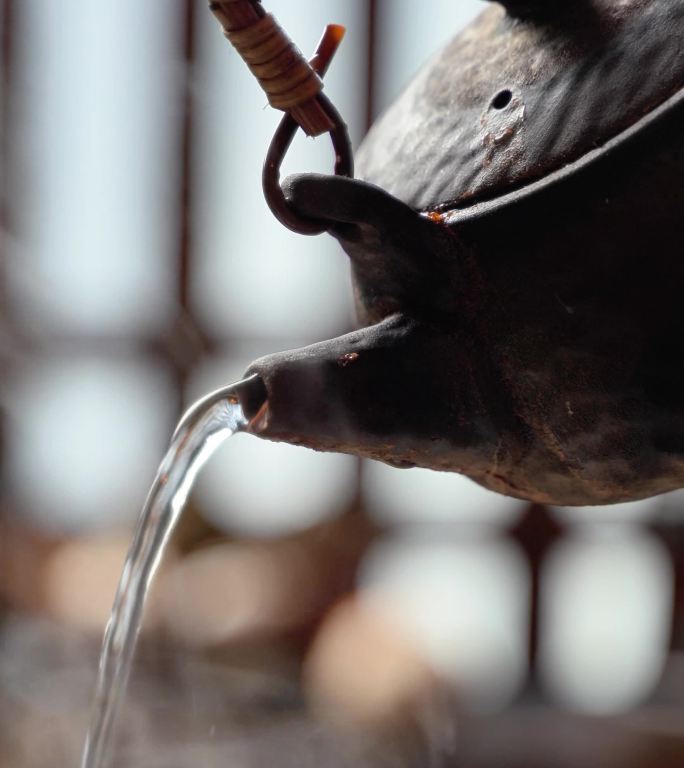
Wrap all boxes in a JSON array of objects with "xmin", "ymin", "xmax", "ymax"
[{"xmin": 337, "ymin": 352, "xmax": 359, "ymax": 367}]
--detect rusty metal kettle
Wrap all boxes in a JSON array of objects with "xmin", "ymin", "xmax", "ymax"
[{"xmin": 218, "ymin": 0, "xmax": 684, "ymax": 507}]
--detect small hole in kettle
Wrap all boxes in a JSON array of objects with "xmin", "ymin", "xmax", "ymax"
[{"xmin": 491, "ymin": 89, "xmax": 513, "ymax": 110}]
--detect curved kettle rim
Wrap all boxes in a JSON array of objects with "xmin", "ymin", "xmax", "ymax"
[{"xmin": 437, "ymin": 83, "xmax": 684, "ymax": 228}]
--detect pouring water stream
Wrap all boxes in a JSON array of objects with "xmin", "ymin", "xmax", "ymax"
[
  {"xmin": 81, "ymin": 375, "xmax": 266, "ymax": 768},
  {"xmin": 80, "ymin": 8, "xmax": 351, "ymax": 766}
]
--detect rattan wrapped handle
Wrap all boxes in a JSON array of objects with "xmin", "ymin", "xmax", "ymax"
[{"xmin": 209, "ymin": 0, "xmax": 335, "ymax": 136}]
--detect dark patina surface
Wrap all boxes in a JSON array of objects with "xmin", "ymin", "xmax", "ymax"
[
  {"xmin": 246, "ymin": 0, "xmax": 684, "ymax": 506},
  {"xmin": 359, "ymin": 0, "xmax": 684, "ymax": 212}
]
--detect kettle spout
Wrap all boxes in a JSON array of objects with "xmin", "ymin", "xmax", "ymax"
[
  {"xmin": 244, "ymin": 314, "xmax": 508, "ymax": 474},
  {"xmin": 244, "ymin": 174, "xmax": 521, "ymax": 486}
]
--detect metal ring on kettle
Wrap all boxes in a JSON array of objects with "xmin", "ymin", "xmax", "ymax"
[{"xmin": 262, "ymin": 24, "xmax": 354, "ymax": 236}]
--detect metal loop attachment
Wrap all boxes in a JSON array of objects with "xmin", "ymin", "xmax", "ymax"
[{"xmin": 262, "ymin": 24, "xmax": 354, "ymax": 236}]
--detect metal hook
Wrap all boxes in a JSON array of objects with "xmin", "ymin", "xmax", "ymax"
[{"xmin": 262, "ymin": 25, "xmax": 354, "ymax": 236}]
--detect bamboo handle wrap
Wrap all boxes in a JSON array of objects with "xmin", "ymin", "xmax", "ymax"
[{"xmin": 209, "ymin": 0, "xmax": 335, "ymax": 136}]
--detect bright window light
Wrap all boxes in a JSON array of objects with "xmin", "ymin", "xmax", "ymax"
[
  {"xmin": 7, "ymin": 357, "xmax": 174, "ymax": 533},
  {"xmin": 10, "ymin": 0, "xmax": 179, "ymax": 335},
  {"xmin": 360, "ymin": 534, "xmax": 529, "ymax": 712},
  {"xmin": 540, "ymin": 525, "xmax": 672, "ymax": 714}
]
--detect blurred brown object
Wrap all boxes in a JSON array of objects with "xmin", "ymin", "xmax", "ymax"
[
  {"xmin": 0, "ymin": 515, "xmax": 60, "ymax": 614},
  {"xmin": 304, "ymin": 596, "xmax": 446, "ymax": 731},
  {"xmin": 155, "ymin": 508, "xmax": 377, "ymax": 648},
  {"xmin": 0, "ymin": 515, "xmax": 173, "ymax": 633}
]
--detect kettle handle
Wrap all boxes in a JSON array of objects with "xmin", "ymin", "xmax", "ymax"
[{"xmin": 262, "ymin": 25, "xmax": 354, "ymax": 235}]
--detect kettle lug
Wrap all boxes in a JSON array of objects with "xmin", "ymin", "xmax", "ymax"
[{"xmin": 283, "ymin": 173, "xmax": 462, "ymax": 321}]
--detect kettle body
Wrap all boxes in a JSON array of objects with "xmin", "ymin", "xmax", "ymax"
[{"xmin": 247, "ymin": 0, "xmax": 684, "ymax": 506}]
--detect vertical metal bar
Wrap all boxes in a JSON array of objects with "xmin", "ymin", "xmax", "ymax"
[
  {"xmin": 0, "ymin": 0, "xmax": 13, "ymax": 610},
  {"xmin": 178, "ymin": 0, "xmax": 196, "ymax": 319},
  {"xmin": 365, "ymin": 0, "xmax": 378, "ymax": 131},
  {"xmin": 507, "ymin": 504, "xmax": 564, "ymax": 690},
  {"xmin": 0, "ymin": 0, "xmax": 13, "ymax": 313},
  {"xmin": 172, "ymin": 0, "xmax": 203, "ymax": 416},
  {"xmin": 0, "ymin": 0, "xmax": 11, "ymax": 109},
  {"xmin": 154, "ymin": 0, "xmax": 207, "ymax": 635},
  {"xmin": 0, "ymin": 0, "xmax": 14, "ymax": 420},
  {"xmin": 652, "ymin": 520, "xmax": 684, "ymax": 653}
]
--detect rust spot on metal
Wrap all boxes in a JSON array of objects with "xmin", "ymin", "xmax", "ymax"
[{"xmin": 337, "ymin": 352, "xmax": 359, "ymax": 367}]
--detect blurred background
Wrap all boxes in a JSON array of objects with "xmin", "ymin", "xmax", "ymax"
[{"xmin": 1, "ymin": 1, "xmax": 683, "ymax": 766}]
